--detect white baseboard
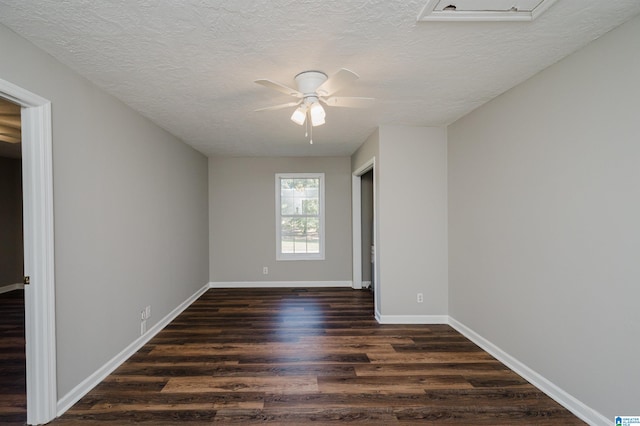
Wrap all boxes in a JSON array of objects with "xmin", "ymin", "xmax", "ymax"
[
  {"xmin": 209, "ymin": 281, "xmax": 353, "ymax": 288},
  {"xmin": 362, "ymin": 281, "xmax": 372, "ymax": 288},
  {"xmin": 448, "ymin": 317, "xmax": 608, "ymax": 426},
  {"xmin": 375, "ymin": 312, "xmax": 449, "ymax": 324},
  {"xmin": 56, "ymin": 282, "xmax": 210, "ymax": 417},
  {"xmin": 0, "ymin": 283, "xmax": 24, "ymax": 294}
]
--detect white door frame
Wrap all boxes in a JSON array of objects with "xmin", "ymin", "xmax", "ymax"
[
  {"xmin": 0, "ymin": 78, "xmax": 57, "ymax": 425},
  {"xmin": 352, "ymin": 158, "xmax": 378, "ymax": 308}
]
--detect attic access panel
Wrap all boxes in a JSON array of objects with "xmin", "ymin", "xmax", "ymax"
[{"xmin": 417, "ymin": 0, "xmax": 558, "ymax": 21}]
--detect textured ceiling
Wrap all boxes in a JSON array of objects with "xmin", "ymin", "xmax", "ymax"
[{"xmin": 0, "ymin": 1, "xmax": 638, "ymax": 157}]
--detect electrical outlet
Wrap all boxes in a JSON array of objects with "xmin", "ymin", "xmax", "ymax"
[
  {"xmin": 140, "ymin": 320, "xmax": 146, "ymax": 335},
  {"xmin": 145, "ymin": 305, "xmax": 151, "ymax": 319},
  {"xmin": 417, "ymin": 293, "xmax": 424, "ymax": 303},
  {"xmin": 140, "ymin": 309, "xmax": 146, "ymax": 320},
  {"xmin": 263, "ymin": 266, "xmax": 269, "ymax": 275}
]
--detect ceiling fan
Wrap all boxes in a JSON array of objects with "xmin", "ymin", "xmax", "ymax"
[{"xmin": 254, "ymin": 68, "xmax": 374, "ymax": 128}]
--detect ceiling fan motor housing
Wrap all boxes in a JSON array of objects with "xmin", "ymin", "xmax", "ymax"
[{"xmin": 294, "ymin": 71, "xmax": 328, "ymax": 97}]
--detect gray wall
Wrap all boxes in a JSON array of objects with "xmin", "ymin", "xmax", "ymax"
[
  {"xmin": 351, "ymin": 128, "xmax": 379, "ymax": 173},
  {"xmin": 352, "ymin": 126, "xmax": 448, "ymax": 317},
  {"xmin": 378, "ymin": 126, "xmax": 448, "ymax": 316},
  {"xmin": 0, "ymin": 156, "xmax": 22, "ymax": 288},
  {"xmin": 0, "ymin": 23, "xmax": 209, "ymax": 398},
  {"xmin": 448, "ymin": 14, "xmax": 640, "ymax": 418},
  {"xmin": 209, "ymin": 156, "xmax": 352, "ymax": 283}
]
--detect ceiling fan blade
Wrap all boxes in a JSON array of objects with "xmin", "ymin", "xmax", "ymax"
[
  {"xmin": 316, "ymin": 68, "xmax": 359, "ymax": 97},
  {"xmin": 255, "ymin": 79, "xmax": 302, "ymax": 98},
  {"xmin": 321, "ymin": 97, "xmax": 375, "ymax": 108},
  {"xmin": 254, "ymin": 101, "xmax": 301, "ymax": 112}
]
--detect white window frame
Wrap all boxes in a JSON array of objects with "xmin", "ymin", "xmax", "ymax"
[{"xmin": 276, "ymin": 173, "xmax": 325, "ymax": 261}]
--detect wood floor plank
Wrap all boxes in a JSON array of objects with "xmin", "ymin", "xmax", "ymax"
[
  {"xmin": 367, "ymin": 351, "xmax": 497, "ymax": 363},
  {"xmin": 354, "ymin": 362, "xmax": 509, "ymax": 377},
  {"xmin": 49, "ymin": 288, "xmax": 585, "ymax": 425},
  {"xmin": 393, "ymin": 406, "xmax": 585, "ymax": 425},
  {"xmin": 0, "ymin": 290, "xmax": 26, "ymax": 425},
  {"xmin": 272, "ymin": 387, "xmax": 553, "ymax": 404},
  {"xmin": 53, "ymin": 410, "xmax": 218, "ymax": 425},
  {"xmin": 317, "ymin": 375, "xmax": 474, "ymax": 393},
  {"xmin": 67, "ymin": 391, "xmax": 265, "ymax": 411},
  {"xmin": 163, "ymin": 375, "xmax": 319, "ymax": 393},
  {"xmin": 212, "ymin": 407, "xmax": 400, "ymax": 424},
  {"xmin": 84, "ymin": 399, "xmax": 264, "ymax": 412},
  {"xmin": 237, "ymin": 353, "xmax": 372, "ymax": 364},
  {"xmin": 299, "ymin": 335, "xmax": 415, "ymax": 345},
  {"xmin": 149, "ymin": 342, "xmax": 396, "ymax": 357},
  {"xmin": 114, "ymin": 363, "xmax": 357, "ymax": 378}
]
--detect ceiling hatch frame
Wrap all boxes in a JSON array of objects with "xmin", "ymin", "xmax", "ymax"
[{"xmin": 417, "ymin": 0, "xmax": 559, "ymax": 22}]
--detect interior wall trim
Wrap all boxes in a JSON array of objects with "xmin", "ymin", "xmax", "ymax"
[
  {"xmin": 375, "ymin": 313, "xmax": 449, "ymax": 324},
  {"xmin": 448, "ymin": 317, "xmax": 608, "ymax": 426},
  {"xmin": 56, "ymin": 283, "xmax": 210, "ymax": 418},
  {"xmin": 209, "ymin": 281, "xmax": 353, "ymax": 289}
]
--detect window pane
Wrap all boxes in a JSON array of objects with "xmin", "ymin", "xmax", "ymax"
[
  {"xmin": 280, "ymin": 178, "xmax": 320, "ymax": 217},
  {"xmin": 280, "ymin": 217, "xmax": 320, "ymax": 254},
  {"xmin": 306, "ymin": 217, "xmax": 319, "ymax": 233},
  {"xmin": 302, "ymin": 198, "xmax": 318, "ymax": 215},
  {"xmin": 281, "ymin": 236, "xmax": 295, "ymax": 253},
  {"xmin": 281, "ymin": 190, "xmax": 295, "ymax": 215},
  {"xmin": 306, "ymin": 236, "xmax": 320, "ymax": 253},
  {"xmin": 277, "ymin": 173, "xmax": 323, "ymax": 259},
  {"xmin": 294, "ymin": 236, "xmax": 307, "ymax": 253},
  {"xmin": 281, "ymin": 217, "xmax": 297, "ymax": 235}
]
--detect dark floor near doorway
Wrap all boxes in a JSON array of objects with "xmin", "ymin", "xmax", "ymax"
[{"xmin": 0, "ymin": 289, "xmax": 27, "ymax": 425}]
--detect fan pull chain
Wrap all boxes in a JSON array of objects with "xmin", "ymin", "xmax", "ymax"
[{"xmin": 304, "ymin": 110, "xmax": 313, "ymax": 144}]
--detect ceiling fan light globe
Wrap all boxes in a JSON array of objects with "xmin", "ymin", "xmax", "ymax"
[
  {"xmin": 310, "ymin": 102, "xmax": 326, "ymax": 126},
  {"xmin": 290, "ymin": 107, "xmax": 306, "ymax": 126},
  {"xmin": 311, "ymin": 115, "xmax": 325, "ymax": 126}
]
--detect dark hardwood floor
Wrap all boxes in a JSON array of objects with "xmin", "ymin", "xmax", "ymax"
[
  {"xmin": 0, "ymin": 289, "xmax": 27, "ymax": 426},
  {"xmin": 47, "ymin": 287, "xmax": 585, "ymax": 424}
]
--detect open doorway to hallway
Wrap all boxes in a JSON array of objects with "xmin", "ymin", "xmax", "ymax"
[
  {"xmin": 352, "ymin": 158, "xmax": 378, "ymax": 317},
  {"xmin": 360, "ymin": 169, "xmax": 374, "ymax": 292},
  {"xmin": 0, "ymin": 97, "xmax": 26, "ymax": 424}
]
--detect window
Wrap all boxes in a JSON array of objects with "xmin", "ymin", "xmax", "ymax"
[{"xmin": 276, "ymin": 173, "xmax": 325, "ymax": 260}]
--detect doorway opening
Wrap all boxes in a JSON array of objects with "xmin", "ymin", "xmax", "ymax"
[
  {"xmin": 360, "ymin": 169, "xmax": 374, "ymax": 291},
  {"xmin": 0, "ymin": 78, "xmax": 57, "ymax": 425},
  {"xmin": 351, "ymin": 158, "xmax": 379, "ymax": 316},
  {"xmin": 0, "ymin": 97, "xmax": 25, "ymax": 423}
]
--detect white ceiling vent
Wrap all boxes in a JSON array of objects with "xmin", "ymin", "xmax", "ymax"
[{"xmin": 417, "ymin": 0, "xmax": 558, "ymax": 22}]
